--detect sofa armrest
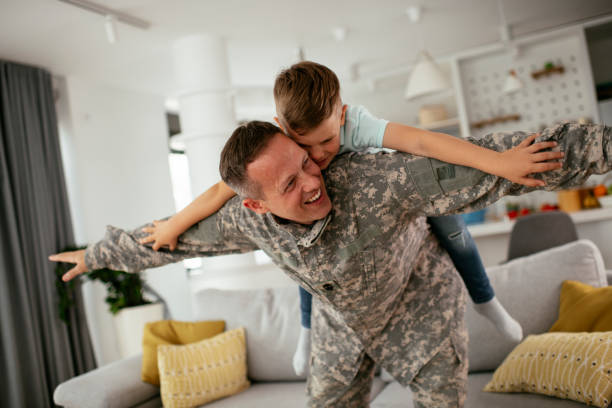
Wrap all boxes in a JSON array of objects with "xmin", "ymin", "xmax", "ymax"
[{"xmin": 54, "ymin": 354, "xmax": 159, "ymax": 408}]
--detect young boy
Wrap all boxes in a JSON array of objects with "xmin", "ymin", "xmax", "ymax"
[{"xmin": 141, "ymin": 61, "xmax": 562, "ymax": 375}]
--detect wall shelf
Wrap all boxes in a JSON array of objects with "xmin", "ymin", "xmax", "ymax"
[
  {"xmin": 420, "ymin": 117, "xmax": 460, "ymax": 131},
  {"xmin": 531, "ymin": 65, "xmax": 565, "ymax": 79},
  {"xmin": 470, "ymin": 114, "xmax": 521, "ymax": 129}
]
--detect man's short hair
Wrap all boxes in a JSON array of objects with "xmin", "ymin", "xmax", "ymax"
[
  {"xmin": 220, "ymin": 121, "xmax": 282, "ymax": 198},
  {"xmin": 273, "ymin": 61, "xmax": 341, "ymax": 135}
]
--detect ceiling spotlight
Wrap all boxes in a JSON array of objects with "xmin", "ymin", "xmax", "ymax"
[
  {"xmin": 105, "ymin": 15, "xmax": 117, "ymax": 44},
  {"xmin": 406, "ymin": 6, "xmax": 421, "ymax": 23},
  {"xmin": 332, "ymin": 27, "xmax": 347, "ymax": 42}
]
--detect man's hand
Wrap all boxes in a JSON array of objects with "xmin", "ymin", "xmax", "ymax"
[
  {"xmin": 496, "ymin": 133, "xmax": 564, "ymax": 187},
  {"xmin": 48, "ymin": 249, "xmax": 88, "ymax": 282}
]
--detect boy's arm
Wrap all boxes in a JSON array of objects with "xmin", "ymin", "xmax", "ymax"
[
  {"xmin": 140, "ymin": 181, "xmax": 236, "ymax": 250},
  {"xmin": 382, "ymin": 123, "xmax": 563, "ymax": 187},
  {"xmin": 385, "ymin": 122, "xmax": 611, "ymax": 217}
]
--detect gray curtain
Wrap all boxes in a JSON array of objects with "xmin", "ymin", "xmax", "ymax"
[{"xmin": 0, "ymin": 61, "xmax": 96, "ymax": 407}]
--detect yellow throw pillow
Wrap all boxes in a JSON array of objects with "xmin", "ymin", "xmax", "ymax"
[
  {"xmin": 549, "ymin": 280, "xmax": 612, "ymax": 332},
  {"xmin": 141, "ymin": 320, "xmax": 225, "ymax": 386},
  {"xmin": 158, "ymin": 327, "xmax": 249, "ymax": 408},
  {"xmin": 484, "ymin": 332, "xmax": 612, "ymax": 407}
]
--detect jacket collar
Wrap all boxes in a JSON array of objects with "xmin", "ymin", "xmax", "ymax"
[{"xmin": 265, "ymin": 212, "xmax": 332, "ymax": 248}]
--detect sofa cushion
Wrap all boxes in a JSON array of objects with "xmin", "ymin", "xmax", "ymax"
[
  {"xmin": 467, "ymin": 240, "xmax": 606, "ymax": 372},
  {"xmin": 142, "ymin": 319, "xmax": 225, "ymax": 386},
  {"xmin": 158, "ymin": 328, "xmax": 249, "ymax": 407},
  {"xmin": 201, "ymin": 376, "xmax": 387, "ymax": 407},
  {"xmin": 467, "ymin": 373, "xmax": 591, "ymax": 408},
  {"xmin": 549, "ymin": 280, "xmax": 612, "ymax": 332},
  {"xmin": 192, "ymin": 286, "xmax": 303, "ymax": 381},
  {"xmin": 484, "ymin": 332, "xmax": 612, "ymax": 407},
  {"xmin": 53, "ymin": 354, "xmax": 160, "ymax": 408},
  {"xmin": 370, "ymin": 375, "xmax": 586, "ymax": 408}
]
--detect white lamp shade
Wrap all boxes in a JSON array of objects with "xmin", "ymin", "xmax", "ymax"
[
  {"xmin": 404, "ymin": 51, "xmax": 451, "ymax": 100},
  {"xmin": 503, "ymin": 70, "xmax": 523, "ymax": 94}
]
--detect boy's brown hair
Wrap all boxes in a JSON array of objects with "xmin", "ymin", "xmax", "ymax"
[{"xmin": 273, "ymin": 61, "xmax": 341, "ymax": 135}]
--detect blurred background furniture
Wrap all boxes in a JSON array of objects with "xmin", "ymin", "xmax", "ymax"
[{"xmin": 507, "ymin": 211, "xmax": 578, "ymax": 261}]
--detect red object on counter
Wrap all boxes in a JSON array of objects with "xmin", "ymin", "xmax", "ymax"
[
  {"xmin": 540, "ymin": 203, "xmax": 559, "ymax": 212},
  {"xmin": 507, "ymin": 210, "xmax": 519, "ymax": 219}
]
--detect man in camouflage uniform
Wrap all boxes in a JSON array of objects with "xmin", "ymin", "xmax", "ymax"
[{"xmin": 52, "ymin": 122, "xmax": 611, "ymax": 407}]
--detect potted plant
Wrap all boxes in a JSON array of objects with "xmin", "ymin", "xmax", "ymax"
[{"xmin": 55, "ymin": 246, "xmax": 165, "ymax": 358}]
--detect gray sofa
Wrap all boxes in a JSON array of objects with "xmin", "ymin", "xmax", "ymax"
[{"xmin": 54, "ymin": 239, "xmax": 607, "ymax": 407}]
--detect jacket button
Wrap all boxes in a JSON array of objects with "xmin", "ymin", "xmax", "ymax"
[{"xmin": 322, "ymin": 283, "xmax": 334, "ymax": 291}]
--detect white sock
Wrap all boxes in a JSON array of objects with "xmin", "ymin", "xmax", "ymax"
[
  {"xmin": 293, "ymin": 327, "xmax": 311, "ymax": 376},
  {"xmin": 473, "ymin": 296, "xmax": 523, "ymax": 343}
]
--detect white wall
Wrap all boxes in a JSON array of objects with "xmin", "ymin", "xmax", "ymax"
[{"xmin": 56, "ymin": 77, "xmax": 192, "ymax": 366}]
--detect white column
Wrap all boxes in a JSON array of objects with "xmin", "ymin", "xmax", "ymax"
[{"xmin": 172, "ymin": 34, "xmax": 255, "ymax": 270}]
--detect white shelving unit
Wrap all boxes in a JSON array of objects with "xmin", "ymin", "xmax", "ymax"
[{"xmin": 419, "ymin": 117, "xmax": 460, "ymax": 131}]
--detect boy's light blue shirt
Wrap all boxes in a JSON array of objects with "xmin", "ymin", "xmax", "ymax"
[{"xmin": 339, "ymin": 105, "xmax": 389, "ymax": 154}]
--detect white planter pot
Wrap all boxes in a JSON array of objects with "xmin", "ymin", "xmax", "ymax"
[{"xmin": 113, "ymin": 302, "xmax": 164, "ymax": 359}]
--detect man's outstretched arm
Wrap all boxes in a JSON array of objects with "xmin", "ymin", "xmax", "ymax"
[
  {"xmin": 386, "ymin": 122, "xmax": 611, "ymax": 216},
  {"xmin": 50, "ymin": 197, "xmax": 260, "ymax": 281}
]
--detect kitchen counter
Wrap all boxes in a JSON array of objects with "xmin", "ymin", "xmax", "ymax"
[
  {"xmin": 468, "ymin": 207, "xmax": 612, "ymax": 238},
  {"xmin": 467, "ymin": 208, "xmax": 612, "ymax": 267}
]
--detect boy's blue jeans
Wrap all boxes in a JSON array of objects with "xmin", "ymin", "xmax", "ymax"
[
  {"xmin": 427, "ymin": 214, "xmax": 494, "ymax": 304},
  {"xmin": 298, "ymin": 214, "xmax": 495, "ymax": 329}
]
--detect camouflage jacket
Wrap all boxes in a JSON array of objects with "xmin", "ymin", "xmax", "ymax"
[{"xmin": 85, "ymin": 122, "xmax": 610, "ymax": 385}]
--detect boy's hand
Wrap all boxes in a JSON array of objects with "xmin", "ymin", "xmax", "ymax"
[
  {"xmin": 139, "ymin": 219, "xmax": 180, "ymax": 251},
  {"xmin": 49, "ymin": 249, "xmax": 88, "ymax": 282},
  {"xmin": 496, "ymin": 133, "xmax": 564, "ymax": 187}
]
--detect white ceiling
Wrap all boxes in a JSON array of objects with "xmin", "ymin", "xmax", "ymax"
[{"xmin": 1, "ymin": 0, "xmax": 611, "ymax": 98}]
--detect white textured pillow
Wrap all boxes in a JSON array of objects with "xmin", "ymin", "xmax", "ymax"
[
  {"xmin": 467, "ymin": 239, "xmax": 606, "ymax": 372},
  {"xmin": 191, "ymin": 285, "xmax": 303, "ymax": 381}
]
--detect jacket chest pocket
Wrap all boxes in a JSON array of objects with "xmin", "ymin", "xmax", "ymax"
[{"xmin": 310, "ymin": 249, "xmax": 377, "ymax": 311}]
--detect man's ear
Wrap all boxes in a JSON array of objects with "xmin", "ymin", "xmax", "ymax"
[
  {"xmin": 273, "ymin": 117, "xmax": 286, "ymax": 133},
  {"xmin": 243, "ymin": 198, "xmax": 269, "ymax": 214},
  {"xmin": 339, "ymin": 104, "xmax": 348, "ymax": 126}
]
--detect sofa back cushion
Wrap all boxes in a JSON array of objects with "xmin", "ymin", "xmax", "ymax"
[
  {"xmin": 192, "ymin": 285, "xmax": 303, "ymax": 382},
  {"xmin": 192, "ymin": 240, "xmax": 606, "ymax": 379},
  {"xmin": 466, "ymin": 239, "xmax": 606, "ymax": 373}
]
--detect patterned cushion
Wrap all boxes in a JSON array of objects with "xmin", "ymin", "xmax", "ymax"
[
  {"xmin": 141, "ymin": 320, "xmax": 225, "ymax": 386},
  {"xmin": 158, "ymin": 327, "xmax": 249, "ymax": 407},
  {"xmin": 484, "ymin": 332, "xmax": 612, "ymax": 407}
]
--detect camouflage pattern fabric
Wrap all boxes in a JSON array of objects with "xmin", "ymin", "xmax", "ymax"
[{"xmin": 84, "ymin": 122, "xmax": 610, "ymax": 407}]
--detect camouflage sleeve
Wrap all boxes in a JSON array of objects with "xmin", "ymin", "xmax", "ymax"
[
  {"xmin": 84, "ymin": 197, "xmax": 260, "ymax": 272},
  {"xmin": 386, "ymin": 122, "xmax": 612, "ymax": 216}
]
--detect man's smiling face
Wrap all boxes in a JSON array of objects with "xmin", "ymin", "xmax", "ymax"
[{"xmin": 243, "ymin": 133, "xmax": 332, "ymax": 224}]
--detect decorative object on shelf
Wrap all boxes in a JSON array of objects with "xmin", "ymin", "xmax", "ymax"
[
  {"xmin": 470, "ymin": 114, "xmax": 521, "ymax": 129},
  {"xmin": 599, "ymin": 195, "xmax": 612, "ymax": 208},
  {"xmin": 593, "ymin": 184, "xmax": 607, "ymax": 198},
  {"xmin": 404, "ymin": 6, "xmax": 451, "ymax": 100},
  {"xmin": 557, "ymin": 189, "xmax": 582, "ymax": 212},
  {"xmin": 418, "ymin": 104, "xmax": 448, "ymax": 126},
  {"xmin": 502, "ymin": 69, "xmax": 523, "ymax": 94},
  {"xmin": 531, "ymin": 61, "xmax": 565, "ymax": 79},
  {"xmin": 557, "ymin": 187, "xmax": 604, "ymax": 212},
  {"xmin": 420, "ymin": 117, "xmax": 460, "ymax": 132},
  {"xmin": 461, "ymin": 209, "xmax": 487, "ymax": 225},
  {"xmin": 582, "ymin": 191, "xmax": 600, "ymax": 210}
]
